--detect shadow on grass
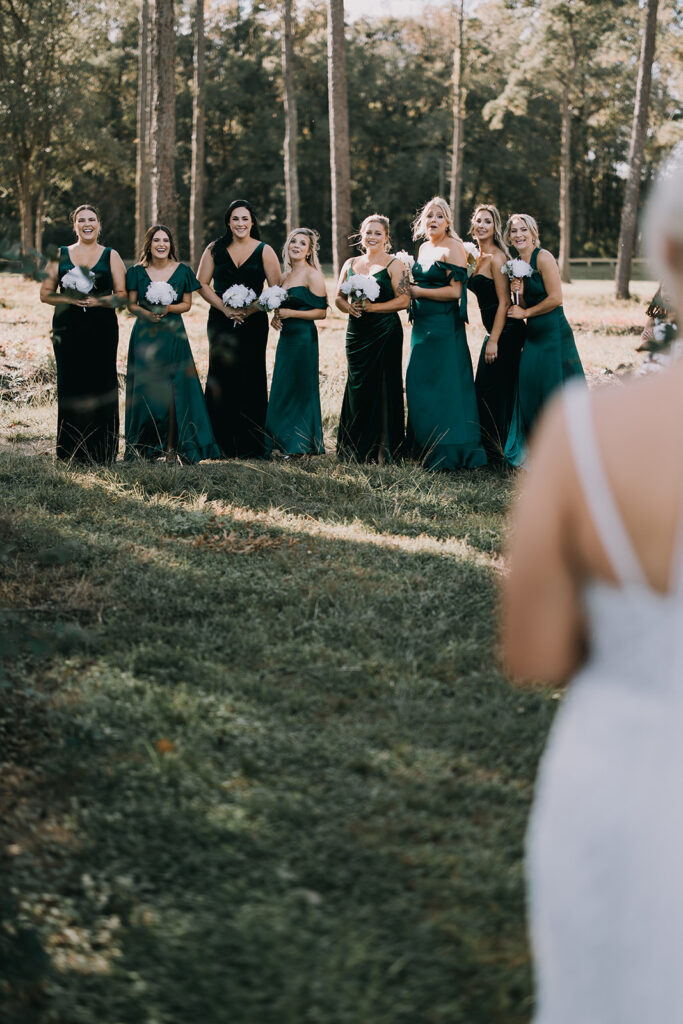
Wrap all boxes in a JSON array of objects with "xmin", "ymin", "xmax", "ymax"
[{"xmin": 1, "ymin": 450, "xmax": 550, "ymax": 1024}]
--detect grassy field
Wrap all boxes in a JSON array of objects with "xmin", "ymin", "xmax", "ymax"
[{"xmin": 0, "ymin": 275, "xmax": 650, "ymax": 1023}]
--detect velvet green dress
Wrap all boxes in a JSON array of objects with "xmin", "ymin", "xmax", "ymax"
[
  {"xmin": 52, "ymin": 246, "xmax": 119, "ymax": 464},
  {"xmin": 264, "ymin": 287, "xmax": 325, "ymax": 456},
  {"xmin": 406, "ymin": 260, "xmax": 486, "ymax": 470},
  {"xmin": 467, "ymin": 273, "xmax": 525, "ymax": 463},
  {"xmin": 124, "ymin": 263, "xmax": 220, "ymax": 464},
  {"xmin": 336, "ymin": 262, "xmax": 405, "ymax": 463},
  {"xmin": 504, "ymin": 248, "xmax": 585, "ymax": 468}
]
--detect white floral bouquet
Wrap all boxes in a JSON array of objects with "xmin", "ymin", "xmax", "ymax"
[
  {"xmin": 257, "ymin": 285, "xmax": 288, "ymax": 312},
  {"xmin": 501, "ymin": 258, "xmax": 533, "ymax": 304},
  {"xmin": 653, "ymin": 319, "xmax": 678, "ymax": 345},
  {"xmin": 463, "ymin": 241, "xmax": 479, "ymax": 277},
  {"xmin": 340, "ymin": 274, "xmax": 380, "ymax": 310},
  {"xmin": 143, "ymin": 281, "xmax": 177, "ymax": 315},
  {"xmin": 61, "ymin": 266, "xmax": 96, "ymax": 312},
  {"xmin": 222, "ymin": 284, "xmax": 257, "ymax": 326},
  {"xmin": 395, "ymin": 250, "xmax": 415, "ymax": 273}
]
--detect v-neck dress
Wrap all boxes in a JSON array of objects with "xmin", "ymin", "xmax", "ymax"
[
  {"xmin": 124, "ymin": 263, "xmax": 220, "ymax": 463},
  {"xmin": 205, "ymin": 240, "xmax": 269, "ymax": 458},
  {"xmin": 51, "ymin": 245, "xmax": 119, "ymax": 464}
]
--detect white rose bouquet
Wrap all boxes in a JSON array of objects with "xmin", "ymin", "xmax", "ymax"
[
  {"xmin": 653, "ymin": 319, "xmax": 678, "ymax": 345},
  {"xmin": 257, "ymin": 285, "xmax": 288, "ymax": 312},
  {"xmin": 222, "ymin": 284, "xmax": 257, "ymax": 326},
  {"xmin": 463, "ymin": 242, "xmax": 479, "ymax": 277},
  {"xmin": 61, "ymin": 267, "xmax": 96, "ymax": 312},
  {"xmin": 143, "ymin": 281, "xmax": 178, "ymax": 316},
  {"xmin": 340, "ymin": 274, "xmax": 380, "ymax": 310},
  {"xmin": 501, "ymin": 258, "xmax": 533, "ymax": 304},
  {"xmin": 395, "ymin": 251, "xmax": 415, "ymax": 274}
]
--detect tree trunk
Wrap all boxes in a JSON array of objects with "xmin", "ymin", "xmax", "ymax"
[
  {"xmin": 558, "ymin": 82, "xmax": 571, "ymax": 283},
  {"xmin": 282, "ymin": 0, "xmax": 300, "ymax": 234},
  {"xmin": 150, "ymin": 0, "xmax": 177, "ymax": 238},
  {"xmin": 448, "ymin": 0, "xmax": 465, "ymax": 232},
  {"xmin": 326, "ymin": 0, "xmax": 352, "ymax": 280},
  {"xmin": 17, "ymin": 168, "xmax": 33, "ymax": 258},
  {"xmin": 615, "ymin": 0, "xmax": 659, "ymax": 300},
  {"xmin": 135, "ymin": 0, "xmax": 151, "ymax": 258},
  {"xmin": 34, "ymin": 168, "xmax": 46, "ymax": 256},
  {"xmin": 189, "ymin": 0, "xmax": 205, "ymax": 266}
]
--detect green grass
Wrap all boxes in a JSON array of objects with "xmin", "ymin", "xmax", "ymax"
[{"xmin": 0, "ymin": 447, "xmax": 556, "ymax": 1024}]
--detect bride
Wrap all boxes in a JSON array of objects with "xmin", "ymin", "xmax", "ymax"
[{"xmin": 503, "ymin": 148, "xmax": 683, "ymax": 1022}]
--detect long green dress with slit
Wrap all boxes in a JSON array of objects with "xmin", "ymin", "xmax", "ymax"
[
  {"xmin": 52, "ymin": 246, "xmax": 119, "ymax": 464},
  {"xmin": 504, "ymin": 247, "xmax": 585, "ymax": 468},
  {"xmin": 124, "ymin": 263, "xmax": 220, "ymax": 463},
  {"xmin": 406, "ymin": 260, "xmax": 486, "ymax": 470},
  {"xmin": 336, "ymin": 262, "xmax": 405, "ymax": 463},
  {"xmin": 264, "ymin": 287, "xmax": 325, "ymax": 456},
  {"xmin": 468, "ymin": 273, "xmax": 525, "ymax": 464}
]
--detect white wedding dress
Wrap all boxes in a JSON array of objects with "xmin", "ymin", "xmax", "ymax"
[{"xmin": 527, "ymin": 382, "xmax": 683, "ymax": 1023}]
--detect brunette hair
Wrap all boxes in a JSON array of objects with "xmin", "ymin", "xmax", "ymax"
[
  {"xmin": 71, "ymin": 204, "xmax": 101, "ymax": 236},
  {"xmin": 282, "ymin": 227, "xmax": 322, "ymax": 273},
  {"xmin": 412, "ymin": 196, "xmax": 458, "ymax": 242},
  {"xmin": 353, "ymin": 214, "xmax": 392, "ymax": 253},
  {"xmin": 211, "ymin": 199, "xmax": 261, "ymax": 254},
  {"xmin": 503, "ymin": 213, "xmax": 541, "ymax": 249},
  {"xmin": 139, "ymin": 224, "xmax": 179, "ymax": 265},
  {"xmin": 469, "ymin": 204, "xmax": 509, "ymax": 256}
]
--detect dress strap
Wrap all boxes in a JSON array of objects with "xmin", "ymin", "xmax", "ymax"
[{"xmin": 563, "ymin": 381, "xmax": 648, "ymax": 587}]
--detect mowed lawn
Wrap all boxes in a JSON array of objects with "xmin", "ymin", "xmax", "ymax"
[{"xmin": 0, "ymin": 275, "xmax": 651, "ymax": 1022}]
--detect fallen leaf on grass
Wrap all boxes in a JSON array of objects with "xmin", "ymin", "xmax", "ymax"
[
  {"xmin": 192, "ymin": 529, "xmax": 298, "ymax": 554},
  {"xmin": 155, "ymin": 738, "xmax": 176, "ymax": 755}
]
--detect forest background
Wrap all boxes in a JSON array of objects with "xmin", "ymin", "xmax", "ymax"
[{"xmin": 1, "ymin": 0, "xmax": 681, "ymax": 283}]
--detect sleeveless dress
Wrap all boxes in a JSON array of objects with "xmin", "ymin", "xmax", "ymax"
[
  {"xmin": 52, "ymin": 246, "xmax": 119, "ymax": 464},
  {"xmin": 336, "ymin": 261, "xmax": 405, "ymax": 463},
  {"xmin": 124, "ymin": 264, "xmax": 220, "ymax": 464},
  {"xmin": 406, "ymin": 261, "xmax": 486, "ymax": 470},
  {"xmin": 527, "ymin": 381, "xmax": 683, "ymax": 1023},
  {"xmin": 467, "ymin": 273, "xmax": 525, "ymax": 463},
  {"xmin": 264, "ymin": 286, "xmax": 325, "ymax": 456},
  {"xmin": 505, "ymin": 247, "xmax": 584, "ymax": 467},
  {"xmin": 205, "ymin": 240, "xmax": 269, "ymax": 458}
]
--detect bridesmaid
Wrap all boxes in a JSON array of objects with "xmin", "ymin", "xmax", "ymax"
[
  {"xmin": 196, "ymin": 199, "xmax": 281, "ymax": 458},
  {"xmin": 406, "ymin": 196, "xmax": 486, "ymax": 470},
  {"xmin": 125, "ymin": 225, "xmax": 220, "ymax": 464},
  {"xmin": 264, "ymin": 228, "xmax": 327, "ymax": 458},
  {"xmin": 503, "ymin": 213, "xmax": 585, "ymax": 467},
  {"xmin": 467, "ymin": 203, "xmax": 525, "ymax": 464},
  {"xmin": 40, "ymin": 204, "xmax": 126, "ymax": 464},
  {"xmin": 335, "ymin": 214, "xmax": 408, "ymax": 464}
]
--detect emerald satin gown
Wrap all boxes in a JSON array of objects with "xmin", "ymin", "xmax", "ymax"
[
  {"xmin": 504, "ymin": 247, "xmax": 585, "ymax": 467},
  {"xmin": 467, "ymin": 273, "xmax": 525, "ymax": 463},
  {"xmin": 52, "ymin": 246, "xmax": 119, "ymax": 464},
  {"xmin": 336, "ymin": 263, "xmax": 405, "ymax": 463},
  {"xmin": 124, "ymin": 264, "xmax": 220, "ymax": 464},
  {"xmin": 264, "ymin": 287, "xmax": 325, "ymax": 456},
  {"xmin": 205, "ymin": 240, "xmax": 269, "ymax": 458},
  {"xmin": 406, "ymin": 261, "xmax": 486, "ymax": 470}
]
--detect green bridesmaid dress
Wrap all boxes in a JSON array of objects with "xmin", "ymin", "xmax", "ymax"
[
  {"xmin": 406, "ymin": 260, "xmax": 487, "ymax": 470},
  {"xmin": 124, "ymin": 263, "xmax": 220, "ymax": 463},
  {"xmin": 264, "ymin": 287, "xmax": 325, "ymax": 456},
  {"xmin": 504, "ymin": 247, "xmax": 585, "ymax": 468},
  {"xmin": 336, "ymin": 262, "xmax": 405, "ymax": 463}
]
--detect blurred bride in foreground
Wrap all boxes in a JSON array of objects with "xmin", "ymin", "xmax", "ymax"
[{"xmin": 503, "ymin": 149, "xmax": 683, "ymax": 1023}]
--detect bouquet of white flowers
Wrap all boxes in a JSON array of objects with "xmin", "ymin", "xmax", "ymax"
[
  {"xmin": 61, "ymin": 266, "xmax": 96, "ymax": 312},
  {"xmin": 395, "ymin": 251, "xmax": 415, "ymax": 273},
  {"xmin": 340, "ymin": 274, "xmax": 380, "ymax": 310},
  {"xmin": 463, "ymin": 242, "xmax": 479, "ymax": 277},
  {"xmin": 144, "ymin": 281, "xmax": 178, "ymax": 315},
  {"xmin": 222, "ymin": 284, "xmax": 257, "ymax": 326},
  {"xmin": 653, "ymin": 319, "xmax": 679, "ymax": 345},
  {"xmin": 257, "ymin": 285, "xmax": 288, "ymax": 312},
  {"xmin": 501, "ymin": 258, "xmax": 533, "ymax": 304}
]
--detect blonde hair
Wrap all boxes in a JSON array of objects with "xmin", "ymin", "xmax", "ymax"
[
  {"xmin": 503, "ymin": 213, "xmax": 541, "ymax": 249},
  {"xmin": 470, "ymin": 204, "xmax": 508, "ymax": 256},
  {"xmin": 282, "ymin": 227, "xmax": 322, "ymax": 273},
  {"xmin": 645, "ymin": 145, "xmax": 683, "ymax": 285},
  {"xmin": 412, "ymin": 196, "xmax": 458, "ymax": 242},
  {"xmin": 353, "ymin": 214, "xmax": 392, "ymax": 253}
]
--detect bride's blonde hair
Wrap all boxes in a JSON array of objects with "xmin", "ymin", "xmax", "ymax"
[{"xmin": 282, "ymin": 227, "xmax": 322, "ymax": 274}]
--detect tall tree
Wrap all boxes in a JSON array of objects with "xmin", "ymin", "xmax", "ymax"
[
  {"xmin": 150, "ymin": 0, "xmax": 177, "ymax": 237},
  {"xmin": 189, "ymin": 0, "xmax": 205, "ymax": 266},
  {"xmin": 327, "ymin": 0, "xmax": 352, "ymax": 279},
  {"xmin": 615, "ymin": 0, "xmax": 659, "ymax": 300},
  {"xmin": 449, "ymin": 0, "xmax": 466, "ymax": 231},
  {"xmin": 135, "ymin": 0, "xmax": 152, "ymax": 256},
  {"xmin": 282, "ymin": 0, "xmax": 300, "ymax": 233}
]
